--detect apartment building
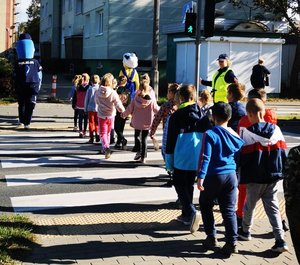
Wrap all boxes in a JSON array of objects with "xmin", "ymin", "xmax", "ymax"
[{"xmin": 0, "ymin": 0, "xmax": 17, "ymax": 53}]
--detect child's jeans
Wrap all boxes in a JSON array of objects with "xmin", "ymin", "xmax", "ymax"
[
  {"xmin": 98, "ymin": 117, "xmax": 113, "ymax": 150},
  {"xmin": 242, "ymin": 182, "xmax": 284, "ymax": 241},
  {"xmin": 88, "ymin": 111, "xmax": 99, "ymax": 138},
  {"xmin": 134, "ymin": 129, "xmax": 149, "ymax": 158},
  {"xmin": 114, "ymin": 111, "xmax": 127, "ymax": 144},
  {"xmin": 173, "ymin": 168, "xmax": 197, "ymax": 219},
  {"xmin": 77, "ymin": 109, "xmax": 87, "ymax": 132},
  {"xmin": 73, "ymin": 109, "xmax": 79, "ymax": 128},
  {"xmin": 200, "ymin": 172, "xmax": 238, "ymax": 244}
]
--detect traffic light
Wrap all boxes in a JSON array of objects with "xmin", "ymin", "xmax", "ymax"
[
  {"xmin": 204, "ymin": 0, "xmax": 216, "ymax": 38},
  {"xmin": 185, "ymin": 13, "xmax": 197, "ymax": 37}
]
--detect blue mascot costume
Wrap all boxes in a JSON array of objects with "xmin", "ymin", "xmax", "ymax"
[{"xmin": 15, "ymin": 33, "xmax": 42, "ymax": 129}]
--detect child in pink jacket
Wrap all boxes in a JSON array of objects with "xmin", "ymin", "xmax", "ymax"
[
  {"xmin": 94, "ymin": 73, "xmax": 125, "ymax": 159},
  {"xmin": 122, "ymin": 79, "xmax": 160, "ymax": 163}
]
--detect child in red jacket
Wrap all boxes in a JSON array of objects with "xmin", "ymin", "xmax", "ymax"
[{"xmin": 236, "ymin": 88, "xmax": 282, "ymax": 228}]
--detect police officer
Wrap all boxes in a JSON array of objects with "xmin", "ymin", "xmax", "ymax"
[{"xmin": 200, "ymin": 54, "xmax": 238, "ymax": 103}]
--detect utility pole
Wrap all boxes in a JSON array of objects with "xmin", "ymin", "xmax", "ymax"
[
  {"xmin": 195, "ymin": 0, "xmax": 202, "ymax": 96},
  {"xmin": 152, "ymin": 0, "xmax": 160, "ymax": 98}
]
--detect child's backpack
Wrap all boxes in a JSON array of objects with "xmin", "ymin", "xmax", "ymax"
[{"xmin": 121, "ymin": 67, "xmax": 136, "ymax": 100}]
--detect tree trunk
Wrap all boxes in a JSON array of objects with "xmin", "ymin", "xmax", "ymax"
[{"xmin": 289, "ymin": 36, "xmax": 300, "ymax": 98}]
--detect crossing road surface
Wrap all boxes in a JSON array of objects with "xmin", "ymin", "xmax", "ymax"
[
  {"xmin": 0, "ymin": 130, "xmax": 179, "ymax": 213},
  {"xmin": 0, "ymin": 129, "xmax": 299, "ymax": 213}
]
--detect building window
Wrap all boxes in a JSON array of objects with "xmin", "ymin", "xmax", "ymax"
[
  {"xmin": 96, "ymin": 11, "xmax": 103, "ymax": 35},
  {"xmin": 76, "ymin": 0, "xmax": 82, "ymax": 14},
  {"xmin": 84, "ymin": 14, "xmax": 90, "ymax": 38}
]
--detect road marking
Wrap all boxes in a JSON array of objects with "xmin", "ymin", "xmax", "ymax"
[
  {"xmin": 0, "ymin": 152, "xmax": 163, "ymax": 168},
  {"xmin": 11, "ymin": 186, "xmax": 194, "ymax": 212},
  {"xmin": 5, "ymin": 167, "xmax": 166, "ymax": 186}
]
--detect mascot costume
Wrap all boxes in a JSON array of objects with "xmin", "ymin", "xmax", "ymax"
[
  {"xmin": 15, "ymin": 33, "xmax": 42, "ymax": 129},
  {"xmin": 119, "ymin": 53, "xmax": 139, "ymax": 101}
]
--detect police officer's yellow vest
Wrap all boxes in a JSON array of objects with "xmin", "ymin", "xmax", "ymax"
[{"xmin": 211, "ymin": 69, "xmax": 230, "ymax": 103}]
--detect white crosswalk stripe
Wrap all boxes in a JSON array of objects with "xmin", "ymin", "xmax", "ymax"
[
  {"xmin": 6, "ymin": 167, "xmax": 166, "ymax": 187},
  {"xmin": 11, "ymin": 187, "xmax": 186, "ymax": 212}
]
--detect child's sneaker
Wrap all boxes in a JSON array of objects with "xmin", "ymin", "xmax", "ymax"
[
  {"xmin": 238, "ymin": 227, "xmax": 251, "ymax": 241},
  {"xmin": 203, "ymin": 235, "xmax": 219, "ymax": 250},
  {"xmin": 271, "ymin": 239, "xmax": 288, "ymax": 253},
  {"xmin": 176, "ymin": 215, "xmax": 191, "ymax": 226},
  {"xmin": 190, "ymin": 211, "xmax": 201, "ymax": 233},
  {"xmin": 219, "ymin": 242, "xmax": 238, "ymax": 256},
  {"xmin": 140, "ymin": 157, "xmax": 146, "ymax": 164},
  {"xmin": 134, "ymin": 152, "xmax": 141, "ymax": 160},
  {"xmin": 87, "ymin": 137, "xmax": 94, "ymax": 144},
  {"xmin": 79, "ymin": 132, "xmax": 84, "ymax": 138},
  {"xmin": 105, "ymin": 148, "xmax": 111, "ymax": 159},
  {"xmin": 121, "ymin": 138, "xmax": 127, "ymax": 150},
  {"xmin": 73, "ymin": 126, "xmax": 78, "ymax": 132},
  {"xmin": 114, "ymin": 142, "xmax": 121, "ymax": 149}
]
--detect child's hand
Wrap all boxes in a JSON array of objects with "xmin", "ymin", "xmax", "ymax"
[{"xmin": 197, "ymin": 178, "xmax": 204, "ymax": 191}]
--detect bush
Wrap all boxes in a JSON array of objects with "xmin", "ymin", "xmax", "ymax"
[{"xmin": 0, "ymin": 57, "xmax": 15, "ymax": 98}]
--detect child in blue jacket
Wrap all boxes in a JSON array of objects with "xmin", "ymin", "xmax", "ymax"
[
  {"xmin": 197, "ymin": 102, "xmax": 244, "ymax": 256},
  {"xmin": 165, "ymin": 84, "xmax": 211, "ymax": 229}
]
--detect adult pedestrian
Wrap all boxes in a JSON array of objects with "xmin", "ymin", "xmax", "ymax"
[
  {"xmin": 250, "ymin": 57, "xmax": 270, "ymax": 89},
  {"xmin": 14, "ymin": 33, "xmax": 42, "ymax": 130},
  {"xmin": 200, "ymin": 54, "xmax": 238, "ymax": 103}
]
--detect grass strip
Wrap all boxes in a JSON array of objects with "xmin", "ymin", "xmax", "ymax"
[{"xmin": 0, "ymin": 214, "xmax": 36, "ymax": 265}]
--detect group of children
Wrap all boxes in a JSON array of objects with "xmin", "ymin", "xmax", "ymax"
[
  {"xmin": 164, "ymin": 83, "xmax": 289, "ymax": 257},
  {"xmin": 70, "ymin": 72, "xmax": 159, "ymax": 162},
  {"xmin": 70, "ymin": 71, "xmax": 290, "ymax": 257}
]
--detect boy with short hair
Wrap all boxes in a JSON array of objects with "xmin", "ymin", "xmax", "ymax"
[
  {"xmin": 236, "ymin": 88, "xmax": 278, "ymax": 227},
  {"xmin": 238, "ymin": 98, "xmax": 288, "ymax": 253},
  {"xmin": 165, "ymin": 84, "xmax": 211, "ymax": 228},
  {"xmin": 197, "ymin": 102, "xmax": 244, "ymax": 256}
]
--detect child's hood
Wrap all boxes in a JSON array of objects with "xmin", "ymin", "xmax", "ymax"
[
  {"xmin": 246, "ymin": 122, "xmax": 282, "ymax": 146},
  {"xmin": 213, "ymin": 126, "xmax": 244, "ymax": 154},
  {"xmin": 99, "ymin": 85, "xmax": 113, "ymax": 98},
  {"xmin": 134, "ymin": 93, "xmax": 152, "ymax": 109}
]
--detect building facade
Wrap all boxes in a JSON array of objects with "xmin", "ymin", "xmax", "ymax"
[
  {"xmin": 0, "ymin": 0, "xmax": 17, "ymax": 53},
  {"xmin": 39, "ymin": 0, "xmax": 189, "ymax": 80}
]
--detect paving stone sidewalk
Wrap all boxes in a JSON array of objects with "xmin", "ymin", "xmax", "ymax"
[{"xmin": 20, "ymin": 198, "xmax": 297, "ymax": 265}]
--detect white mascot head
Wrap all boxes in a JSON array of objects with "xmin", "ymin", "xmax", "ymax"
[{"xmin": 123, "ymin": 52, "xmax": 138, "ymax": 69}]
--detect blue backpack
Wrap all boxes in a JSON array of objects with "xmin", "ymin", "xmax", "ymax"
[{"xmin": 122, "ymin": 67, "xmax": 136, "ymax": 100}]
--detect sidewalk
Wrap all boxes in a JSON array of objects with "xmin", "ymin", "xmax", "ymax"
[{"xmin": 21, "ymin": 198, "xmax": 297, "ymax": 265}]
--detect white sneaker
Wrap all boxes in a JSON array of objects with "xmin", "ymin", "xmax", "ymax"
[
  {"xmin": 190, "ymin": 211, "xmax": 201, "ymax": 233},
  {"xmin": 24, "ymin": 125, "xmax": 30, "ymax": 130}
]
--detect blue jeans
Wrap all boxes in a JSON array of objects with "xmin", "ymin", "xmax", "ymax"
[
  {"xmin": 77, "ymin": 109, "xmax": 87, "ymax": 132},
  {"xmin": 199, "ymin": 172, "xmax": 238, "ymax": 244},
  {"xmin": 173, "ymin": 168, "xmax": 197, "ymax": 218}
]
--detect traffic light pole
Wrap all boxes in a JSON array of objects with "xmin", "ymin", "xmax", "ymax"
[
  {"xmin": 152, "ymin": 0, "xmax": 160, "ymax": 99},
  {"xmin": 195, "ymin": 0, "xmax": 202, "ymax": 96}
]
